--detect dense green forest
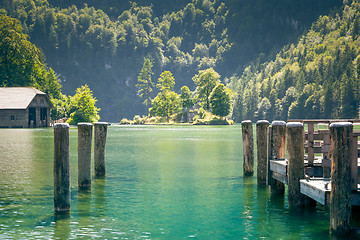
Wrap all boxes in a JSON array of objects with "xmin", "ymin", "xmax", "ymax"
[
  {"xmin": 0, "ymin": 14, "xmax": 100, "ymax": 124},
  {"xmin": 0, "ymin": 0, "xmax": 342, "ymax": 121},
  {"xmin": 230, "ymin": 0, "xmax": 360, "ymax": 122},
  {"xmin": 0, "ymin": 14, "xmax": 61, "ymax": 98}
]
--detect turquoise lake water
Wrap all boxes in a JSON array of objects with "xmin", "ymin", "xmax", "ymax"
[{"xmin": 0, "ymin": 125, "xmax": 359, "ymax": 239}]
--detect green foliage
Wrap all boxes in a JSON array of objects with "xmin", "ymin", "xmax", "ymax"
[
  {"xmin": 156, "ymin": 71, "xmax": 175, "ymax": 92},
  {"xmin": 1, "ymin": 0, "xmax": 343, "ymax": 121},
  {"xmin": 230, "ymin": 1, "xmax": 360, "ymax": 121},
  {"xmin": 150, "ymin": 90, "xmax": 181, "ymax": 120},
  {"xmin": 193, "ymin": 67, "xmax": 220, "ymax": 110},
  {"xmin": 133, "ymin": 115, "xmax": 145, "ymax": 124},
  {"xmin": 50, "ymin": 93, "xmax": 70, "ymax": 120},
  {"xmin": 136, "ymin": 58, "xmax": 154, "ymax": 107},
  {"xmin": 180, "ymin": 85, "xmax": 195, "ymax": 110},
  {"xmin": 67, "ymin": 85, "xmax": 101, "ymax": 124},
  {"xmin": 209, "ymin": 83, "xmax": 232, "ymax": 117},
  {"xmin": 120, "ymin": 118, "xmax": 132, "ymax": 124},
  {"xmin": 0, "ymin": 14, "xmax": 62, "ymax": 99}
]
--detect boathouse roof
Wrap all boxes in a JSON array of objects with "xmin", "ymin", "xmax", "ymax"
[{"xmin": 0, "ymin": 87, "xmax": 49, "ymax": 109}]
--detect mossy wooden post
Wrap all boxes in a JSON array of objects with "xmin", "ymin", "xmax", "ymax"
[
  {"xmin": 54, "ymin": 123, "xmax": 70, "ymax": 213},
  {"xmin": 270, "ymin": 121, "xmax": 286, "ymax": 194},
  {"xmin": 78, "ymin": 123, "xmax": 93, "ymax": 190},
  {"xmin": 329, "ymin": 122, "xmax": 353, "ymax": 235},
  {"xmin": 287, "ymin": 122, "xmax": 305, "ymax": 207},
  {"xmin": 256, "ymin": 120, "xmax": 269, "ymax": 184},
  {"xmin": 242, "ymin": 120, "xmax": 254, "ymax": 176},
  {"xmin": 94, "ymin": 122, "xmax": 108, "ymax": 177}
]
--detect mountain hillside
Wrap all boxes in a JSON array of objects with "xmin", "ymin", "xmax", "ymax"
[
  {"xmin": 0, "ymin": 0, "xmax": 342, "ymax": 121},
  {"xmin": 230, "ymin": 0, "xmax": 360, "ymax": 122}
]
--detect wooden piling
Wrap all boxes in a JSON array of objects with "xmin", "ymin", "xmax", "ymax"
[
  {"xmin": 351, "ymin": 135, "xmax": 358, "ymax": 191},
  {"xmin": 266, "ymin": 126, "xmax": 272, "ymax": 186},
  {"xmin": 54, "ymin": 123, "xmax": 70, "ymax": 213},
  {"xmin": 269, "ymin": 121, "xmax": 286, "ymax": 194},
  {"xmin": 307, "ymin": 123, "xmax": 315, "ymax": 166},
  {"xmin": 329, "ymin": 122, "xmax": 353, "ymax": 235},
  {"xmin": 242, "ymin": 120, "xmax": 254, "ymax": 176},
  {"xmin": 256, "ymin": 120, "xmax": 269, "ymax": 184},
  {"xmin": 94, "ymin": 122, "xmax": 108, "ymax": 177},
  {"xmin": 286, "ymin": 122, "xmax": 305, "ymax": 207},
  {"xmin": 323, "ymin": 133, "xmax": 331, "ymax": 179},
  {"xmin": 78, "ymin": 123, "xmax": 93, "ymax": 190}
]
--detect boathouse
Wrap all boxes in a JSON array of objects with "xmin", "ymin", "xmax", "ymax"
[{"xmin": 0, "ymin": 87, "xmax": 52, "ymax": 128}]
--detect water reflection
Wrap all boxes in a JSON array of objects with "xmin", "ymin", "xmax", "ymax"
[
  {"xmin": 94, "ymin": 177, "xmax": 106, "ymax": 217},
  {"xmin": 242, "ymin": 177, "xmax": 255, "ymax": 238},
  {"xmin": 0, "ymin": 126, "xmax": 343, "ymax": 239},
  {"xmin": 54, "ymin": 213, "xmax": 70, "ymax": 239}
]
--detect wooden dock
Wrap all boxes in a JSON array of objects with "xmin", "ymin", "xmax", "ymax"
[
  {"xmin": 269, "ymin": 120, "xmax": 360, "ymax": 206},
  {"xmin": 245, "ymin": 119, "xmax": 360, "ymax": 235}
]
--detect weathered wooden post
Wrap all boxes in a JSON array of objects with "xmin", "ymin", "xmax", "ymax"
[
  {"xmin": 78, "ymin": 123, "xmax": 93, "ymax": 190},
  {"xmin": 307, "ymin": 123, "xmax": 315, "ymax": 166},
  {"xmin": 287, "ymin": 122, "xmax": 305, "ymax": 207},
  {"xmin": 242, "ymin": 120, "xmax": 254, "ymax": 176},
  {"xmin": 269, "ymin": 121, "xmax": 286, "ymax": 194},
  {"xmin": 266, "ymin": 126, "xmax": 272, "ymax": 186},
  {"xmin": 323, "ymin": 131, "xmax": 331, "ymax": 179},
  {"xmin": 351, "ymin": 134, "xmax": 359, "ymax": 191},
  {"xmin": 329, "ymin": 122, "xmax": 353, "ymax": 235},
  {"xmin": 94, "ymin": 122, "xmax": 108, "ymax": 177},
  {"xmin": 54, "ymin": 123, "xmax": 70, "ymax": 213},
  {"xmin": 256, "ymin": 120, "xmax": 269, "ymax": 184}
]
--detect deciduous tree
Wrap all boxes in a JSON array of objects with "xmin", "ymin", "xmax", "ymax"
[
  {"xmin": 209, "ymin": 83, "xmax": 232, "ymax": 118},
  {"xmin": 67, "ymin": 85, "xmax": 100, "ymax": 124},
  {"xmin": 193, "ymin": 67, "xmax": 220, "ymax": 110}
]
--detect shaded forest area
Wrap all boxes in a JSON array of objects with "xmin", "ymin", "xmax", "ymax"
[
  {"xmin": 0, "ymin": 0, "xmax": 342, "ymax": 121},
  {"xmin": 230, "ymin": 0, "xmax": 360, "ymax": 122}
]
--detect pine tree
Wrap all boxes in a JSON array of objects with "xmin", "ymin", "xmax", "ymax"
[{"xmin": 136, "ymin": 58, "xmax": 154, "ymax": 108}]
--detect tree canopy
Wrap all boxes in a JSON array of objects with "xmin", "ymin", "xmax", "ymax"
[
  {"xmin": 0, "ymin": 0, "xmax": 341, "ymax": 121},
  {"xmin": 193, "ymin": 67, "xmax": 220, "ymax": 110},
  {"xmin": 136, "ymin": 58, "xmax": 154, "ymax": 108},
  {"xmin": 67, "ymin": 85, "xmax": 100, "ymax": 124},
  {"xmin": 210, "ymin": 83, "xmax": 232, "ymax": 118},
  {"xmin": 230, "ymin": 0, "xmax": 360, "ymax": 122},
  {"xmin": 0, "ymin": 14, "xmax": 61, "ymax": 99},
  {"xmin": 157, "ymin": 71, "xmax": 175, "ymax": 92}
]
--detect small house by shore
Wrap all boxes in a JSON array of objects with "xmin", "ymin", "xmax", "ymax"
[{"xmin": 0, "ymin": 87, "xmax": 52, "ymax": 128}]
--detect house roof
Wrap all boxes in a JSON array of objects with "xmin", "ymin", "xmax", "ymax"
[{"xmin": 0, "ymin": 87, "xmax": 49, "ymax": 109}]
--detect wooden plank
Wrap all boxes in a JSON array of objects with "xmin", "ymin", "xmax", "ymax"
[
  {"xmin": 270, "ymin": 160, "xmax": 287, "ymax": 176},
  {"xmin": 353, "ymin": 131, "xmax": 360, "ymax": 137},
  {"xmin": 305, "ymin": 131, "xmax": 329, "ymax": 140},
  {"xmin": 300, "ymin": 179, "xmax": 330, "ymax": 205},
  {"xmin": 272, "ymin": 172, "xmax": 288, "ymax": 185},
  {"xmin": 305, "ymin": 145, "xmax": 330, "ymax": 153},
  {"xmin": 300, "ymin": 180, "xmax": 360, "ymax": 206}
]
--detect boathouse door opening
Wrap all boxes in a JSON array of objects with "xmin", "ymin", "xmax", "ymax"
[
  {"xmin": 29, "ymin": 107, "xmax": 36, "ymax": 128},
  {"xmin": 40, "ymin": 108, "xmax": 47, "ymax": 127}
]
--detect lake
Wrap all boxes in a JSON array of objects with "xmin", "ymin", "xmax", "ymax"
[{"xmin": 0, "ymin": 125, "xmax": 357, "ymax": 239}]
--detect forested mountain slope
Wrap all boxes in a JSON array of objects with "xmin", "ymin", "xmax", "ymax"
[
  {"xmin": 0, "ymin": 0, "xmax": 341, "ymax": 121},
  {"xmin": 230, "ymin": 0, "xmax": 360, "ymax": 122}
]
